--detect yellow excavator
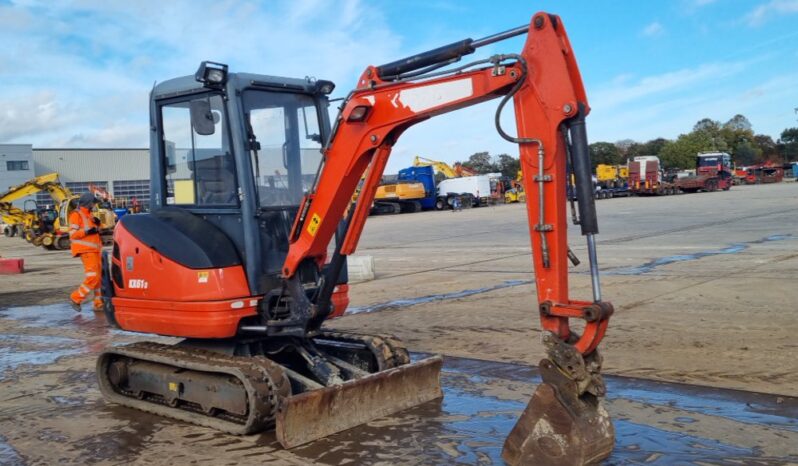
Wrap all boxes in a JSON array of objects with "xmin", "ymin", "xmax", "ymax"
[
  {"xmin": 504, "ymin": 169, "xmax": 526, "ymax": 203},
  {"xmin": 0, "ymin": 173, "xmax": 116, "ymax": 249},
  {"xmin": 413, "ymin": 155, "xmax": 477, "ymax": 178}
]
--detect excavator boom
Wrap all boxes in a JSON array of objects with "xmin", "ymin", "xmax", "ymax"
[
  {"xmin": 97, "ymin": 12, "xmax": 612, "ymax": 464},
  {"xmin": 276, "ymin": 12, "xmax": 614, "ymax": 463}
]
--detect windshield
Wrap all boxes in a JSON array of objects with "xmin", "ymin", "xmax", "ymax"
[
  {"xmin": 161, "ymin": 94, "xmax": 238, "ymax": 207},
  {"xmin": 242, "ymin": 90, "xmax": 323, "ymax": 208},
  {"xmin": 698, "ymin": 154, "xmax": 730, "ymax": 168}
]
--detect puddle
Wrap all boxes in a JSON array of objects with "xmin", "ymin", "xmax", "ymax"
[
  {"xmin": 440, "ymin": 356, "xmax": 798, "ymax": 432},
  {"xmin": 0, "ymin": 435, "xmax": 24, "ymax": 465},
  {"xmin": 0, "ymin": 303, "xmax": 106, "ymax": 331},
  {"xmin": 1, "ymin": 348, "xmax": 794, "ymax": 464},
  {"xmin": 288, "ymin": 356, "xmax": 798, "ymax": 465},
  {"xmin": 0, "ymin": 303, "xmax": 160, "ymax": 340},
  {"xmin": 613, "ymin": 419, "xmax": 779, "ymax": 465},
  {"xmin": 606, "ymin": 233, "xmax": 793, "ymax": 276},
  {"xmin": 345, "ymin": 279, "xmax": 531, "ymax": 315},
  {"xmin": 0, "ymin": 334, "xmax": 83, "ymax": 380}
]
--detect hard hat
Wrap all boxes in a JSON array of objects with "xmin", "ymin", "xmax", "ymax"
[{"xmin": 79, "ymin": 192, "xmax": 98, "ymax": 208}]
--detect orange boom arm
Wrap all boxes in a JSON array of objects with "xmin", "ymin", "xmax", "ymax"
[
  {"xmin": 283, "ymin": 13, "xmax": 610, "ymax": 356},
  {"xmin": 284, "ymin": 12, "xmax": 615, "ymax": 463}
]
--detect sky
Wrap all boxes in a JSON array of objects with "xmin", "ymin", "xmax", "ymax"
[{"xmin": 1, "ymin": 0, "xmax": 797, "ymax": 173}]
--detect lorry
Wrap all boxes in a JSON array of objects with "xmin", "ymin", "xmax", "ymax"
[
  {"xmin": 371, "ymin": 165, "xmax": 438, "ymax": 214},
  {"xmin": 436, "ymin": 174, "xmax": 500, "ymax": 209},
  {"xmin": 595, "ymin": 164, "xmax": 630, "ymax": 199},
  {"xmin": 628, "ymin": 156, "xmax": 678, "ymax": 195},
  {"xmin": 674, "ymin": 152, "xmax": 733, "ymax": 192}
]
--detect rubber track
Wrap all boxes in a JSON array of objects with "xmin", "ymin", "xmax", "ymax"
[
  {"xmin": 97, "ymin": 342, "xmax": 290, "ymax": 435},
  {"xmin": 98, "ymin": 332, "xmax": 410, "ymax": 436},
  {"xmin": 316, "ymin": 330, "xmax": 411, "ymax": 370}
]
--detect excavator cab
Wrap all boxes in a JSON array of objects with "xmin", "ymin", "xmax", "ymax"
[
  {"xmin": 99, "ymin": 62, "xmax": 442, "ymax": 447},
  {"xmin": 149, "ymin": 66, "xmax": 333, "ymax": 296}
]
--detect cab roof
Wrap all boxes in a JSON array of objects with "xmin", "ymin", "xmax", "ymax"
[{"xmin": 152, "ymin": 72, "xmax": 330, "ymax": 100}]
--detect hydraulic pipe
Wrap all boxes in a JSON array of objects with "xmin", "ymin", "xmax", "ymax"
[
  {"xmin": 568, "ymin": 104, "xmax": 602, "ymax": 302},
  {"xmin": 471, "ymin": 25, "xmax": 529, "ymax": 48},
  {"xmin": 376, "ymin": 25, "xmax": 528, "ymax": 79},
  {"xmin": 315, "ymin": 205, "xmax": 356, "ymax": 318},
  {"xmin": 568, "ymin": 105, "xmax": 598, "ymax": 236}
]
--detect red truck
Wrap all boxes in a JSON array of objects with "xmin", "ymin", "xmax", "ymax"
[
  {"xmin": 744, "ymin": 165, "xmax": 784, "ymax": 184},
  {"xmin": 628, "ymin": 156, "xmax": 678, "ymax": 195},
  {"xmin": 674, "ymin": 152, "xmax": 733, "ymax": 193}
]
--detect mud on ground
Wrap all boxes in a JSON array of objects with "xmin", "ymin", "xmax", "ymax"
[{"xmin": 1, "ymin": 182, "xmax": 797, "ymax": 464}]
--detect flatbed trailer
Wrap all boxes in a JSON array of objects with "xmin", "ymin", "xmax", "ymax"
[
  {"xmin": 596, "ymin": 186, "xmax": 632, "ymax": 199},
  {"xmin": 674, "ymin": 174, "xmax": 725, "ymax": 192}
]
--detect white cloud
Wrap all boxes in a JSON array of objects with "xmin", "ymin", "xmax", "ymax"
[
  {"xmin": 0, "ymin": 0, "xmax": 403, "ymax": 148},
  {"xmin": 641, "ymin": 21, "xmax": 664, "ymax": 37},
  {"xmin": 591, "ymin": 60, "xmax": 750, "ymax": 111},
  {"xmin": 0, "ymin": 91, "xmax": 75, "ymax": 141},
  {"xmin": 588, "ymin": 68, "xmax": 798, "ymax": 144},
  {"xmin": 744, "ymin": 0, "xmax": 798, "ymax": 26}
]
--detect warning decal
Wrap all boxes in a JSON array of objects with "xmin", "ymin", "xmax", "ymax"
[{"xmin": 307, "ymin": 213, "xmax": 322, "ymax": 237}]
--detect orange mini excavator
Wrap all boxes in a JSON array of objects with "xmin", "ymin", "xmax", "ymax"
[{"xmin": 98, "ymin": 12, "xmax": 614, "ymax": 465}]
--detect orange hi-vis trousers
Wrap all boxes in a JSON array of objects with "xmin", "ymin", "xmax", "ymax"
[{"xmin": 70, "ymin": 252, "xmax": 102, "ymax": 310}]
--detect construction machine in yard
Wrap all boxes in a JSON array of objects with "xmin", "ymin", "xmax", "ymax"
[
  {"xmin": 413, "ymin": 155, "xmax": 478, "ymax": 178},
  {"xmin": 505, "ymin": 169, "xmax": 526, "ymax": 203},
  {"xmin": 98, "ymin": 12, "xmax": 614, "ymax": 465},
  {"xmin": 0, "ymin": 173, "xmax": 116, "ymax": 249},
  {"xmin": 372, "ymin": 179, "xmax": 427, "ymax": 213}
]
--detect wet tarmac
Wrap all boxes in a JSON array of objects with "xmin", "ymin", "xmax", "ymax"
[{"xmin": 1, "ymin": 302, "xmax": 797, "ymax": 464}]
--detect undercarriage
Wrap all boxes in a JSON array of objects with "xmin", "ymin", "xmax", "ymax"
[{"xmin": 97, "ymin": 330, "xmax": 442, "ymax": 446}]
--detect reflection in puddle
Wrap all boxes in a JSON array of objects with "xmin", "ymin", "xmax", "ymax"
[
  {"xmin": 0, "ymin": 303, "xmax": 157, "ymax": 340},
  {"xmin": 290, "ymin": 366, "xmax": 797, "ymax": 465},
  {"xmin": 0, "ymin": 303, "xmax": 105, "ymax": 330},
  {"xmin": 0, "ymin": 435, "xmax": 24, "ymax": 465},
  {"xmin": 0, "ymin": 334, "xmax": 83, "ymax": 380}
]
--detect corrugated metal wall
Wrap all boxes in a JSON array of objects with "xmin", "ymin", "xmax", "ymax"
[
  {"xmin": 31, "ymin": 149, "xmax": 149, "ymax": 185},
  {"xmin": 0, "ymin": 144, "xmax": 35, "ymax": 208}
]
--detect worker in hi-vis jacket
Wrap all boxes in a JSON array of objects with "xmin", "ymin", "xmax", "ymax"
[{"xmin": 69, "ymin": 192, "xmax": 103, "ymax": 312}]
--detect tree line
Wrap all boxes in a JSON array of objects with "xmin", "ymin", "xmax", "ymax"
[{"xmin": 453, "ymin": 115, "xmax": 798, "ymax": 173}]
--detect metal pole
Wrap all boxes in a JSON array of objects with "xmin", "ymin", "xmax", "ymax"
[
  {"xmin": 586, "ymin": 234, "xmax": 601, "ymax": 302},
  {"xmin": 472, "ymin": 25, "xmax": 529, "ymax": 48}
]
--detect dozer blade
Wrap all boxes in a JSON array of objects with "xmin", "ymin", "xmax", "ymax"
[
  {"xmin": 502, "ymin": 360, "xmax": 615, "ymax": 466},
  {"xmin": 276, "ymin": 356, "xmax": 443, "ymax": 448}
]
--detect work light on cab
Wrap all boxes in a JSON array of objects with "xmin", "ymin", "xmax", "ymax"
[
  {"xmin": 314, "ymin": 80, "xmax": 335, "ymax": 95},
  {"xmin": 195, "ymin": 61, "xmax": 228, "ymax": 87}
]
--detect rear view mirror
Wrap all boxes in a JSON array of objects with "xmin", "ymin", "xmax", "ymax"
[{"xmin": 190, "ymin": 99, "xmax": 216, "ymax": 136}]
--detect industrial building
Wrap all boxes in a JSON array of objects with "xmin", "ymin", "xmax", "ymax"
[{"xmin": 0, "ymin": 144, "xmax": 150, "ymax": 210}]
